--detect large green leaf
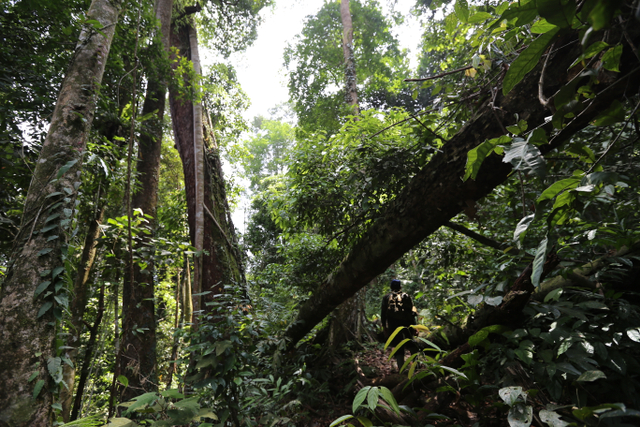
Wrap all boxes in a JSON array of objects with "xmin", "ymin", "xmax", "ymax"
[
  {"xmin": 503, "ymin": 28, "xmax": 559, "ymax": 95},
  {"xmin": 352, "ymin": 386, "xmax": 370, "ymax": 413},
  {"xmin": 537, "ymin": 177, "xmax": 581, "ymax": 203},
  {"xmin": 493, "ymin": 0, "xmax": 538, "ymax": 28},
  {"xmin": 536, "ymin": 0, "xmax": 576, "ymax": 28},
  {"xmin": 379, "ymin": 387, "xmax": 401, "ymax": 415},
  {"xmin": 586, "ymin": 0, "xmax": 624, "ymax": 30},
  {"xmin": 502, "ymin": 138, "xmax": 547, "ymax": 178},
  {"xmin": 531, "ymin": 235, "xmax": 548, "ymax": 287},
  {"xmin": 454, "ymin": 0, "xmax": 469, "ymax": 23},
  {"xmin": 367, "ymin": 387, "xmax": 379, "ymax": 411},
  {"xmin": 513, "ymin": 213, "xmax": 535, "ymax": 243},
  {"xmin": 463, "ymin": 135, "xmax": 511, "ymax": 181},
  {"xmin": 330, "ymin": 415, "xmax": 354, "ymax": 427}
]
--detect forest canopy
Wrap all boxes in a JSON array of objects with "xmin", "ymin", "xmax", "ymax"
[{"xmin": 1, "ymin": 0, "xmax": 640, "ymax": 426}]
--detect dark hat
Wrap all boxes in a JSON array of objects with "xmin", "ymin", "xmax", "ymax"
[{"xmin": 390, "ymin": 279, "xmax": 401, "ymax": 290}]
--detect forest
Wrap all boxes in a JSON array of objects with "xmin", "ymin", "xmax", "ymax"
[{"xmin": 1, "ymin": 0, "xmax": 640, "ymax": 426}]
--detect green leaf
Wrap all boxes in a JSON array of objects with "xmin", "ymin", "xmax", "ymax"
[
  {"xmin": 454, "ymin": 0, "xmax": 469, "ymax": 23},
  {"xmin": 495, "ymin": 0, "xmax": 538, "ymax": 28},
  {"xmin": 503, "ymin": 138, "xmax": 546, "ymax": 178},
  {"xmin": 539, "ymin": 409, "xmax": 570, "ymax": 427},
  {"xmin": 503, "ymin": 28, "xmax": 559, "ymax": 95},
  {"xmin": 379, "ymin": 387, "xmax": 401, "ymax": 415},
  {"xmin": 40, "ymin": 224, "xmax": 58, "ymax": 233},
  {"xmin": 499, "ymin": 386, "xmax": 525, "ymax": 406},
  {"xmin": 105, "ymin": 417, "xmax": 139, "ymax": 427},
  {"xmin": 37, "ymin": 301, "xmax": 53, "ymax": 318},
  {"xmin": 468, "ymin": 12, "xmax": 492, "ymax": 23},
  {"xmin": 569, "ymin": 41, "xmax": 609, "ymax": 69},
  {"xmin": 33, "ymin": 379, "xmax": 45, "ymax": 399},
  {"xmin": 530, "ymin": 18, "xmax": 557, "ymax": 34},
  {"xmin": 122, "ymin": 392, "xmax": 160, "ymax": 416},
  {"xmin": 463, "ymin": 136, "xmax": 510, "ymax": 181},
  {"xmin": 330, "ymin": 415, "xmax": 354, "ymax": 427},
  {"xmin": 55, "ymin": 159, "xmax": 78, "ymax": 179},
  {"xmin": 444, "ymin": 13, "xmax": 458, "ymax": 35},
  {"xmin": 367, "ymin": 387, "xmax": 379, "ymax": 411},
  {"xmin": 352, "ymin": 386, "xmax": 370, "ymax": 413},
  {"xmin": 469, "ymin": 325, "xmax": 509, "ymax": 347},
  {"xmin": 439, "ymin": 365, "xmax": 468, "ymax": 380},
  {"xmin": 544, "ymin": 288, "xmax": 563, "ymax": 303},
  {"xmin": 587, "ymin": 0, "xmax": 623, "ymax": 31},
  {"xmin": 215, "ymin": 340, "xmax": 232, "ymax": 356},
  {"xmin": 54, "ymin": 294, "xmax": 69, "ymax": 309},
  {"xmin": 38, "ymin": 247, "xmax": 53, "ymax": 257},
  {"xmin": 531, "ymin": 235, "xmax": 548, "ymax": 287},
  {"xmin": 576, "ymin": 370, "xmax": 606, "ymax": 382},
  {"xmin": 355, "ymin": 416, "xmax": 373, "ymax": 427},
  {"xmin": 537, "ymin": 177, "xmax": 580, "ymax": 203},
  {"xmin": 513, "ymin": 214, "xmax": 535, "ymax": 243},
  {"xmin": 602, "ymin": 44, "xmax": 623, "ymax": 72},
  {"xmin": 161, "ymin": 389, "xmax": 184, "ymax": 399},
  {"xmin": 508, "ymin": 403, "xmax": 533, "ymax": 427},
  {"xmin": 626, "ymin": 328, "xmax": 640, "ymax": 343},
  {"xmin": 34, "ymin": 281, "xmax": 51, "ymax": 298},
  {"xmin": 51, "ymin": 267, "xmax": 64, "ymax": 279},
  {"xmin": 536, "ymin": 0, "xmax": 576, "ymax": 28},
  {"xmin": 44, "ymin": 192, "xmax": 63, "ymax": 199}
]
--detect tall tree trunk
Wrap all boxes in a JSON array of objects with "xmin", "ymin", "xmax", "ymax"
[
  {"xmin": 70, "ymin": 280, "xmax": 107, "ymax": 421},
  {"xmin": 118, "ymin": 0, "xmax": 173, "ymax": 402},
  {"xmin": 340, "ymin": 0, "xmax": 358, "ymax": 114},
  {"xmin": 0, "ymin": 1, "xmax": 120, "ymax": 425},
  {"xmin": 328, "ymin": 0, "xmax": 365, "ymax": 347},
  {"xmin": 60, "ymin": 204, "xmax": 105, "ymax": 422},
  {"xmin": 284, "ymin": 23, "xmax": 640, "ymax": 348},
  {"xmin": 169, "ymin": 20, "xmax": 244, "ymax": 321}
]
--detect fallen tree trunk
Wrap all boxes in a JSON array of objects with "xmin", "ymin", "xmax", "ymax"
[
  {"xmin": 532, "ymin": 241, "xmax": 640, "ymax": 300},
  {"xmin": 285, "ymin": 19, "xmax": 640, "ymax": 347}
]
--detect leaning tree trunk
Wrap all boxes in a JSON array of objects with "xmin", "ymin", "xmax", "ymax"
[
  {"xmin": 284, "ymin": 16, "xmax": 640, "ymax": 348},
  {"xmin": 169, "ymin": 19, "xmax": 244, "ymax": 321},
  {"xmin": 118, "ymin": 0, "xmax": 173, "ymax": 402},
  {"xmin": 0, "ymin": 1, "xmax": 120, "ymax": 425}
]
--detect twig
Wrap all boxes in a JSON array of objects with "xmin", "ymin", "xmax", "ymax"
[
  {"xmin": 410, "ymin": 114, "xmax": 450, "ymax": 143},
  {"xmin": 404, "ymin": 65, "xmax": 473, "ymax": 82},
  {"xmin": 619, "ymin": 16, "xmax": 640, "ymax": 62},
  {"xmin": 368, "ymin": 109, "xmax": 434, "ymax": 138},
  {"xmin": 587, "ymin": 96, "xmax": 640, "ymax": 174},
  {"xmin": 518, "ymin": 171, "xmax": 527, "ymax": 217},
  {"xmin": 538, "ymin": 42, "xmax": 555, "ymax": 108}
]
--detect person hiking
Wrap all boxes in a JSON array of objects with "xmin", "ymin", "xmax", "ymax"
[{"xmin": 381, "ymin": 279, "xmax": 418, "ymax": 372}]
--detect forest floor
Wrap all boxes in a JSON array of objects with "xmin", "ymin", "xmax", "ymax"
[
  {"xmin": 296, "ymin": 344, "xmax": 509, "ymax": 427},
  {"xmin": 297, "ymin": 344, "xmax": 491, "ymax": 427}
]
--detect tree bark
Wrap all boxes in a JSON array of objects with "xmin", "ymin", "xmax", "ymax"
[
  {"xmin": 70, "ymin": 281, "xmax": 106, "ymax": 421},
  {"xmin": 60, "ymin": 204, "xmax": 105, "ymax": 422},
  {"xmin": 340, "ymin": 0, "xmax": 359, "ymax": 114},
  {"xmin": 0, "ymin": 1, "xmax": 120, "ymax": 425},
  {"xmin": 285, "ymin": 24, "xmax": 640, "ymax": 347},
  {"xmin": 118, "ymin": 0, "xmax": 173, "ymax": 402},
  {"xmin": 169, "ymin": 21, "xmax": 245, "ymax": 320}
]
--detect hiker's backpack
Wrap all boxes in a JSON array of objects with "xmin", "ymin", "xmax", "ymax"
[{"xmin": 387, "ymin": 291, "xmax": 414, "ymax": 322}]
